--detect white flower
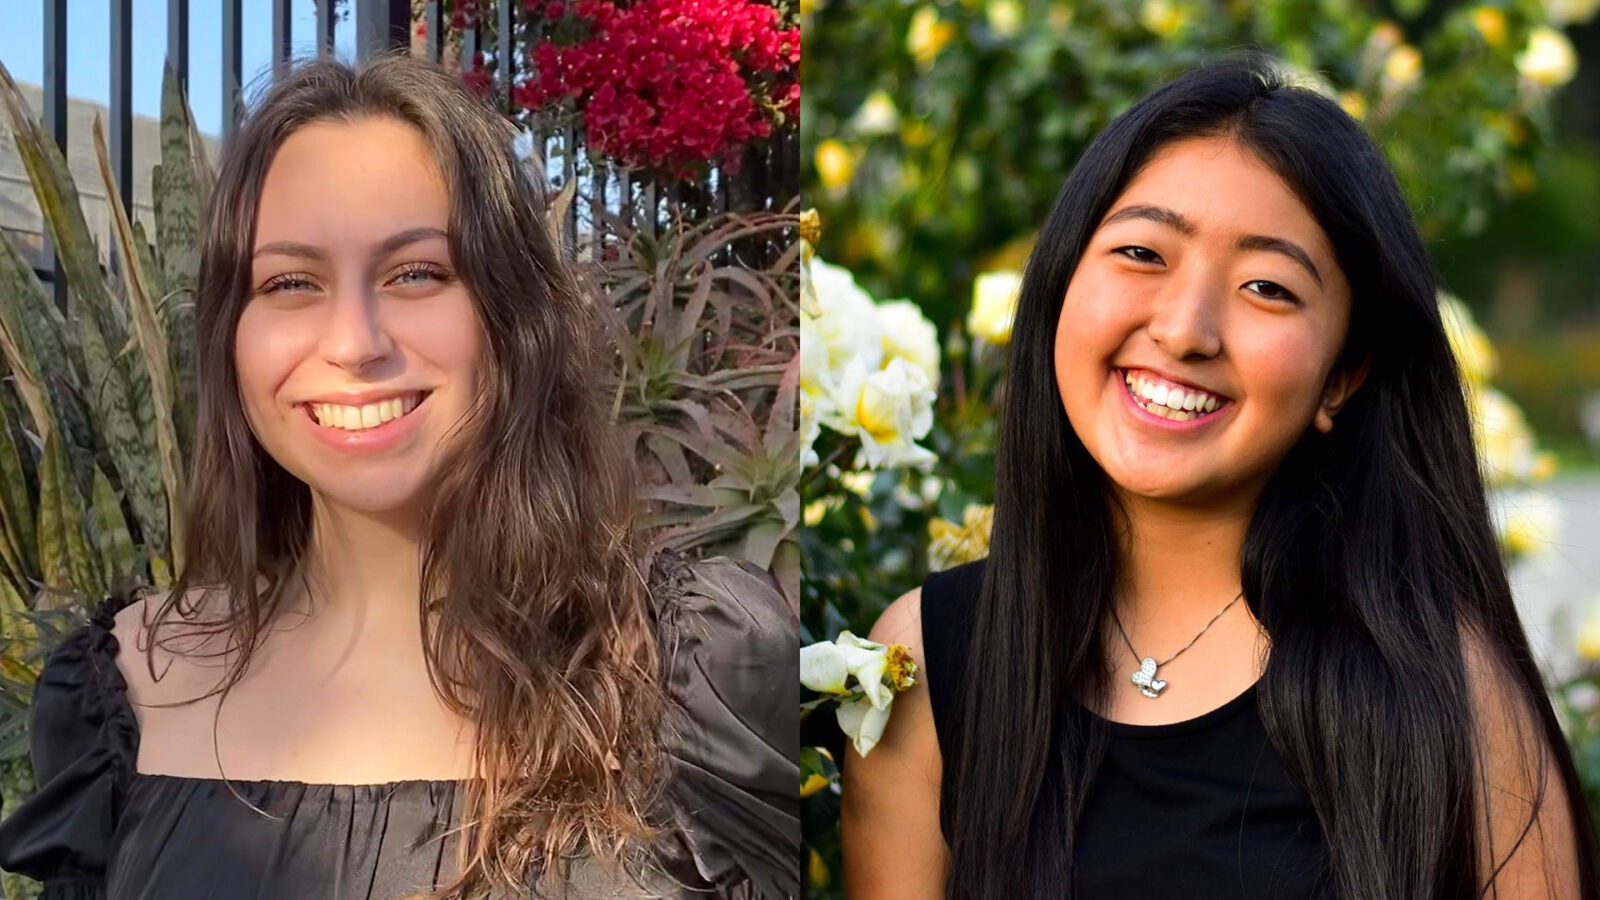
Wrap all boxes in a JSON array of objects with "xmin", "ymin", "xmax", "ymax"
[
  {"xmin": 875, "ymin": 299, "xmax": 941, "ymax": 387},
  {"xmin": 1578, "ymin": 600, "xmax": 1600, "ymax": 661},
  {"xmin": 968, "ymin": 271, "xmax": 1022, "ymax": 345},
  {"xmin": 799, "ymin": 390, "xmax": 824, "ymax": 468},
  {"xmin": 1470, "ymin": 386, "xmax": 1539, "ymax": 486},
  {"xmin": 1490, "ymin": 488, "xmax": 1563, "ymax": 558},
  {"xmin": 1438, "ymin": 293, "xmax": 1496, "ymax": 385},
  {"xmin": 1543, "ymin": 0, "xmax": 1600, "ymax": 27},
  {"xmin": 805, "ymin": 256, "xmax": 885, "ymax": 377},
  {"xmin": 824, "ymin": 356, "xmax": 937, "ymax": 470},
  {"xmin": 1517, "ymin": 26, "xmax": 1578, "ymax": 88},
  {"xmin": 850, "ymin": 89, "xmax": 900, "ymax": 136},
  {"xmin": 799, "ymin": 640, "xmax": 851, "ymax": 694},
  {"xmin": 836, "ymin": 695, "xmax": 892, "ymax": 757}
]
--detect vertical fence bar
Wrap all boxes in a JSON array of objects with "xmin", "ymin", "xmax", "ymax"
[
  {"xmin": 425, "ymin": 1, "xmax": 442, "ymax": 63},
  {"xmin": 316, "ymin": 0, "xmax": 336, "ymax": 58},
  {"xmin": 41, "ymin": 0, "xmax": 67, "ymax": 308},
  {"xmin": 222, "ymin": 0, "xmax": 242, "ymax": 141},
  {"xmin": 167, "ymin": 0, "xmax": 189, "ymax": 93},
  {"xmin": 271, "ymin": 0, "xmax": 293, "ymax": 78},
  {"xmin": 355, "ymin": 0, "xmax": 411, "ymax": 63},
  {"xmin": 110, "ymin": 0, "xmax": 133, "ymax": 223}
]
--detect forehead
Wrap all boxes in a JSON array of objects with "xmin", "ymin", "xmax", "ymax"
[
  {"xmin": 254, "ymin": 116, "xmax": 449, "ymax": 248},
  {"xmin": 1108, "ymin": 136, "xmax": 1336, "ymax": 263}
]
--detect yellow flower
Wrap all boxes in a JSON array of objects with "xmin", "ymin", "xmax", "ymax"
[
  {"xmin": 1383, "ymin": 44, "xmax": 1423, "ymax": 91},
  {"xmin": 1438, "ymin": 293, "xmax": 1497, "ymax": 385},
  {"xmin": 885, "ymin": 644, "xmax": 918, "ymax": 691},
  {"xmin": 1517, "ymin": 26, "xmax": 1577, "ymax": 87},
  {"xmin": 800, "ymin": 772, "xmax": 831, "ymax": 798},
  {"xmin": 928, "ymin": 503, "xmax": 994, "ymax": 571},
  {"xmin": 1472, "ymin": 7, "xmax": 1507, "ymax": 47},
  {"xmin": 1339, "ymin": 90, "xmax": 1367, "ymax": 120},
  {"xmin": 968, "ymin": 271, "xmax": 1023, "ymax": 344},
  {"xmin": 1470, "ymin": 386, "xmax": 1539, "ymax": 487},
  {"xmin": 1532, "ymin": 450, "xmax": 1558, "ymax": 481},
  {"xmin": 907, "ymin": 7, "xmax": 957, "ymax": 69},
  {"xmin": 808, "ymin": 848, "xmax": 829, "ymax": 888},
  {"xmin": 815, "ymin": 139, "xmax": 858, "ymax": 192},
  {"xmin": 799, "ymin": 208, "xmax": 821, "ymax": 245},
  {"xmin": 1578, "ymin": 603, "xmax": 1600, "ymax": 661},
  {"xmin": 1371, "ymin": 21, "xmax": 1404, "ymax": 50},
  {"xmin": 1140, "ymin": 0, "xmax": 1187, "ymax": 39},
  {"xmin": 987, "ymin": 0, "xmax": 1024, "ymax": 38}
]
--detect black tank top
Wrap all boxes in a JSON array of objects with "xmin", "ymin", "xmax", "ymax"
[{"xmin": 921, "ymin": 559, "xmax": 1335, "ymax": 898}]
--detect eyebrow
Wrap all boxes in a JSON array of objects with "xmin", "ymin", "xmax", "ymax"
[
  {"xmin": 252, "ymin": 226, "xmax": 449, "ymax": 261},
  {"xmin": 1100, "ymin": 204, "xmax": 1323, "ymax": 288}
]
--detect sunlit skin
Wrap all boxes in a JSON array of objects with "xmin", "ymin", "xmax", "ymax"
[
  {"xmin": 238, "ymin": 117, "xmax": 482, "ymax": 519},
  {"xmin": 844, "ymin": 135, "xmax": 1579, "ymax": 900},
  {"xmin": 117, "ymin": 117, "xmax": 481, "ymax": 784},
  {"xmin": 1052, "ymin": 136, "xmax": 1366, "ymax": 725}
]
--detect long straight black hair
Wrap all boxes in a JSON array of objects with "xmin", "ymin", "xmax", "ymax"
[{"xmin": 944, "ymin": 53, "xmax": 1599, "ymax": 898}]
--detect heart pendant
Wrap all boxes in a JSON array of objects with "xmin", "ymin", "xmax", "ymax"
[{"xmin": 1130, "ymin": 657, "xmax": 1168, "ymax": 698}]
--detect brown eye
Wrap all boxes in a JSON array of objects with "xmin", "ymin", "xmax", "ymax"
[
  {"xmin": 1244, "ymin": 280, "xmax": 1298, "ymax": 303},
  {"xmin": 1114, "ymin": 246, "xmax": 1164, "ymax": 265}
]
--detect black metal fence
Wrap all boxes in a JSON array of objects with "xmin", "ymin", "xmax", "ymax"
[{"xmin": 27, "ymin": 0, "xmax": 797, "ymax": 291}]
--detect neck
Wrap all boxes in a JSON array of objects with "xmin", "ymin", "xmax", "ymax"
[
  {"xmin": 1108, "ymin": 486, "xmax": 1255, "ymax": 624},
  {"xmin": 292, "ymin": 494, "xmax": 425, "ymax": 633}
]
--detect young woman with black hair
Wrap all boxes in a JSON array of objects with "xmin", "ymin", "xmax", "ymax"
[{"xmin": 842, "ymin": 55, "xmax": 1596, "ymax": 899}]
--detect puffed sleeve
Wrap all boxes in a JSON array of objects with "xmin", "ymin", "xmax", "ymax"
[
  {"xmin": 0, "ymin": 593, "xmax": 139, "ymax": 898},
  {"xmin": 650, "ymin": 551, "xmax": 800, "ymax": 900}
]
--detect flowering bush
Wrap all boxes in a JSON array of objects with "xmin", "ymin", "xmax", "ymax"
[{"xmin": 514, "ymin": 0, "xmax": 800, "ymax": 177}]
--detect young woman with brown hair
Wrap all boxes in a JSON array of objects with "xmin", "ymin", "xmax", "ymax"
[{"xmin": 0, "ymin": 55, "xmax": 795, "ymax": 900}]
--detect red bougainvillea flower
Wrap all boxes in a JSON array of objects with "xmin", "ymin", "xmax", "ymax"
[{"xmin": 519, "ymin": 0, "xmax": 799, "ymax": 178}]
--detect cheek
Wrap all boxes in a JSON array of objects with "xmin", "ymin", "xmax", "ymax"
[
  {"xmin": 396, "ymin": 291, "xmax": 484, "ymax": 390},
  {"xmin": 233, "ymin": 306, "xmax": 311, "ymax": 422}
]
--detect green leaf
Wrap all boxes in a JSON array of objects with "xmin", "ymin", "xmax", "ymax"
[
  {"xmin": 93, "ymin": 114, "xmax": 185, "ymax": 572},
  {"xmin": 34, "ymin": 430, "xmax": 98, "ymax": 596},
  {"xmin": 89, "ymin": 466, "xmax": 135, "ymax": 586},
  {"xmin": 0, "ymin": 377, "xmax": 37, "ymax": 588},
  {"xmin": 152, "ymin": 61, "xmax": 207, "ymax": 461}
]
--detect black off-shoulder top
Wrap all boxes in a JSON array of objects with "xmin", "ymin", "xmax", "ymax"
[{"xmin": 0, "ymin": 554, "xmax": 799, "ymax": 899}]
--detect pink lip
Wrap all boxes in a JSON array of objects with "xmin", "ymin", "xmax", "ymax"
[
  {"xmin": 300, "ymin": 394, "xmax": 429, "ymax": 454},
  {"xmin": 1114, "ymin": 369, "xmax": 1233, "ymax": 432}
]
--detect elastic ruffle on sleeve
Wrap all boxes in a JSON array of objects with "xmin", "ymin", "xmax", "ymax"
[
  {"xmin": 650, "ymin": 552, "xmax": 800, "ymax": 900},
  {"xmin": 0, "ymin": 593, "xmax": 140, "ymax": 898}
]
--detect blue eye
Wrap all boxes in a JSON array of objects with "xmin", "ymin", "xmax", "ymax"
[
  {"xmin": 1114, "ymin": 246, "xmax": 1164, "ymax": 265},
  {"xmin": 1245, "ymin": 280, "xmax": 1298, "ymax": 303},
  {"xmin": 261, "ymin": 274, "xmax": 316, "ymax": 294}
]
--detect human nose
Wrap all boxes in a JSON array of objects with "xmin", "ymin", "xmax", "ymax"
[
  {"xmin": 319, "ymin": 282, "xmax": 394, "ymax": 373},
  {"xmin": 1145, "ymin": 269, "xmax": 1223, "ymax": 360}
]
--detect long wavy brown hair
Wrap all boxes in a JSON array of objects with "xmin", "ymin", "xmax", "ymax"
[{"xmin": 141, "ymin": 54, "xmax": 663, "ymax": 897}]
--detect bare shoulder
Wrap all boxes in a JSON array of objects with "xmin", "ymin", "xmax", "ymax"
[
  {"xmin": 110, "ymin": 587, "xmax": 233, "ymax": 707},
  {"xmin": 1460, "ymin": 626, "xmax": 1584, "ymax": 899},
  {"xmin": 841, "ymin": 586, "xmax": 948, "ymax": 898}
]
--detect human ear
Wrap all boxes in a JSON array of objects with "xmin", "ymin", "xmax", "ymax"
[{"xmin": 1313, "ymin": 354, "xmax": 1370, "ymax": 433}]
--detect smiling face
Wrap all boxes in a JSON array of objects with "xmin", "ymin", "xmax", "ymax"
[
  {"xmin": 236, "ymin": 116, "xmax": 482, "ymax": 515},
  {"xmin": 1054, "ymin": 135, "xmax": 1366, "ymax": 509}
]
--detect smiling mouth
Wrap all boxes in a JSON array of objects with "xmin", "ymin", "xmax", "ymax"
[
  {"xmin": 303, "ymin": 391, "xmax": 431, "ymax": 431},
  {"xmin": 1119, "ymin": 369, "xmax": 1230, "ymax": 423}
]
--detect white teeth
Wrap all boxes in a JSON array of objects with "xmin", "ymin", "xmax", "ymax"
[
  {"xmin": 310, "ymin": 393, "xmax": 423, "ymax": 431},
  {"xmin": 1120, "ymin": 370, "xmax": 1224, "ymax": 422}
]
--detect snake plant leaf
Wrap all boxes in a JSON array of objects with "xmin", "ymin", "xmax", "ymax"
[
  {"xmin": 0, "ymin": 229, "xmax": 82, "ymax": 444},
  {"xmin": 34, "ymin": 430, "xmax": 99, "ymax": 597},
  {"xmin": 93, "ymin": 114, "xmax": 185, "ymax": 574},
  {"xmin": 89, "ymin": 465, "xmax": 135, "ymax": 586},
  {"xmin": 152, "ymin": 61, "xmax": 206, "ymax": 461},
  {"xmin": 0, "ymin": 62, "xmax": 167, "ymax": 564},
  {"xmin": 0, "ymin": 375, "xmax": 37, "ymax": 583}
]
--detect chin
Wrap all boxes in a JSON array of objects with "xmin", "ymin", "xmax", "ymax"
[{"xmin": 307, "ymin": 474, "xmax": 431, "ymax": 514}]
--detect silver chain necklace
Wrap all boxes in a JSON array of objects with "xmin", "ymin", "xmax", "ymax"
[{"xmin": 1111, "ymin": 590, "xmax": 1244, "ymax": 698}]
